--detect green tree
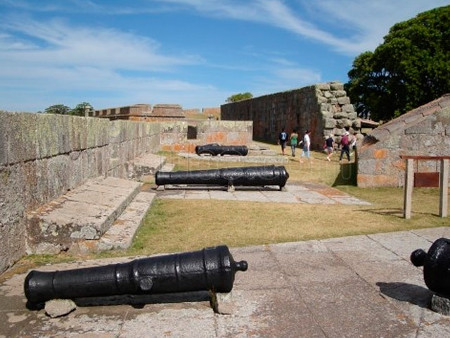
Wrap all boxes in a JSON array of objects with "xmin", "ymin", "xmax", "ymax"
[
  {"xmin": 226, "ymin": 92, "xmax": 253, "ymax": 103},
  {"xmin": 44, "ymin": 104, "xmax": 71, "ymax": 115},
  {"xmin": 346, "ymin": 6, "xmax": 450, "ymax": 121},
  {"xmin": 70, "ymin": 102, "xmax": 94, "ymax": 116}
]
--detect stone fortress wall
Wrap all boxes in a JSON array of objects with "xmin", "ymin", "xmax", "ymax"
[
  {"xmin": 221, "ymin": 82, "xmax": 361, "ymax": 149},
  {"xmin": 0, "ymin": 111, "xmax": 252, "ymax": 273}
]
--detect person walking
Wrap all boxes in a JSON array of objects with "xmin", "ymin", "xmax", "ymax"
[
  {"xmin": 289, "ymin": 129, "xmax": 299, "ymax": 157},
  {"xmin": 300, "ymin": 130, "xmax": 311, "ymax": 163},
  {"xmin": 339, "ymin": 131, "xmax": 351, "ymax": 162},
  {"xmin": 278, "ymin": 128, "xmax": 288, "ymax": 155},
  {"xmin": 325, "ymin": 134, "xmax": 334, "ymax": 161}
]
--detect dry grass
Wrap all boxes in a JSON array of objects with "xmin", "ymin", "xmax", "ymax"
[
  {"xmin": 114, "ymin": 143, "xmax": 448, "ymax": 257},
  {"xmin": 15, "ymin": 142, "xmax": 448, "ymax": 270}
]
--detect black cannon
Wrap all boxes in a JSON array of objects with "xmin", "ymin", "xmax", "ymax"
[
  {"xmin": 24, "ymin": 245, "xmax": 248, "ymax": 305},
  {"xmin": 411, "ymin": 238, "xmax": 450, "ymax": 297},
  {"xmin": 155, "ymin": 165, "xmax": 289, "ymax": 190},
  {"xmin": 195, "ymin": 144, "xmax": 248, "ymax": 156}
]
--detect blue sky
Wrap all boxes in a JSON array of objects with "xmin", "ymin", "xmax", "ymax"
[{"xmin": 0, "ymin": 0, "xmax": 447, "ymax": 112}]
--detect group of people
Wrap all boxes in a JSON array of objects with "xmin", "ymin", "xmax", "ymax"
[
  {"xmin": 278, "ymin": 128, "xmax": 357, "ymax": 163},
  {"xmin": 278, "ymin": 128, "xmax": 311, "ymax": 162}
]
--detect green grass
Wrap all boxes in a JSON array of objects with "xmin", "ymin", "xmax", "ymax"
[{"xmin": 9, "ymin": 142, "xmax": 448, "ymax": 273}]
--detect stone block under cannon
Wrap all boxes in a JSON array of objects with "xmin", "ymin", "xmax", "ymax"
[
  {"xmin": 24, "ymin": 245, "xmax": 248, "ymax": 305},
  {"xmin": 155, "ymin": 165, "xmax": 289, "ymax": 190},
  {"xmin": 195, "ymin": 144, "xmax": 248, "ymax": 156}
]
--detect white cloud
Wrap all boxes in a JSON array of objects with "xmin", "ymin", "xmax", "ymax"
[
  {"xmin": 0, "ymin": 18, "xmax": 201, "ymax": 71},
  {"xmin": 151, "ymin": 0, "xmax": 448, "ymax": 54}
]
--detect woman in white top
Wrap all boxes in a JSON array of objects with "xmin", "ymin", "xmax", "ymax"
[{"xmin": 300, "ymin": 130, "xmax": 311, "ymax": 163}]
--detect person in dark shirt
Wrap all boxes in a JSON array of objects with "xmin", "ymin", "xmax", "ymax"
[
  {"xmin": 339, "ymin": 131, "xmax": 350, "ymax": 162},
  {"xmin": 325, "ymin": 134, "xmax": 334, "ymax": 161},
  {"xmin": 278, "ymin": 128, "xmax": 288, "ymax": 155}
]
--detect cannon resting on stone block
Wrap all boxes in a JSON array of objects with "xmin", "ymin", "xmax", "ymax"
[
  {"xmin": 24, "ymin": 245, "xmax": 248, "ymax": 305},
  {"xmin": 195, "ymin": 143, "xmax": 248, "ymax": 156},
  {"xmin": 411, "ymin": 238, "xmax": 450, "ymax": 297},
  {"xmin": 155, "ymin": 165, "xmax": 289, "ymax": 190}
]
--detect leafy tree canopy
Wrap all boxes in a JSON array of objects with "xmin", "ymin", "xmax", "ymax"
[
  {"xmin": 70, "ymin": 102, "xmax": 94, "ymax": 116},
  {"xmin": 346, "ymin": 5, "xmax": 450, "ymax": 121},
  {"xmin": 44, "ymin": 104, "xmax": 71, "ymax": 115},
  {"xmin": 44, "ymin": 102, "xmax": 94, "ymax": 116},
  {"xmin": 226, "ymin": 92, "xmax": 253, "ymax": 103}
]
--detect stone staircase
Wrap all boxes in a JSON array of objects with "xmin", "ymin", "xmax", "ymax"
[{"xmin": 26, "ymin": 153, "xmax": 168, "ymax": 254}]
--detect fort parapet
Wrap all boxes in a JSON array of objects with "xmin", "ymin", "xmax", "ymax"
[
  {"xmin": 0, "ymin": 111, "xmax": 252, "ymax": 273},
  {"xmin": 221, "ymin": 82, "xmax": 361, "ymax": 149}
]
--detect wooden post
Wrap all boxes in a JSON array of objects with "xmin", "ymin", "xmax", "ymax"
[
  {"xmin": 440, "ymin": 159, "xmax": 449, "ymax": 217},
  {"xmin": 404, "ymin": 158, "xmax": 414, "ymax": 219}
]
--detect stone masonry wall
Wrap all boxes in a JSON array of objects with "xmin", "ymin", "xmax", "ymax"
[
  {"xmin": 159, "ymin": 120, "xmax": 253, "ymax": 153},
  {"xmin": 0, "ymin": 112, "xmax": 252, "ymax": 273},
  {"xmin": 0, "ymin": 112, "xmax": 161, "ymax": 273},
  {"xmin": 221, "ymin": 82, "xmax": 360, "ymax": 149},
  {"xmin": 357, "ymin": 96, "xmax": 450, "ymax": 187}
]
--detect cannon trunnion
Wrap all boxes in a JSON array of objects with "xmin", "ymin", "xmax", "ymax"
[
  {"xmin": 24, "ymin": 245, "xmax": 248, "ymax": 305},
  {"xmin": 195, "ymin": 144, "xmax": 248, "ymax": 156},
  {"xmin": 155, "ymin": 165, "xmax": 289, "ymax": 190}
]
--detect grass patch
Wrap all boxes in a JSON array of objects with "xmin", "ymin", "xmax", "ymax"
[
  {"xmin": 13, "ymin": 142, "xmax": 448, "ymax": 270},
  {"xmin": 126, "ymin": 143, "xmax": 447, "ymax": 257}
]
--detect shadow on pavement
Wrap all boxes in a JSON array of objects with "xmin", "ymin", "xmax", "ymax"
[{"xmin": 377, "ymin": 282, "xmax": 432, "ymax": 308}]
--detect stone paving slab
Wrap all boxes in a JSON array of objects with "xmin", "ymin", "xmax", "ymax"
[
  {"xmin": 157, "ymin": 182, "xmax": 370, "ymax": 206},
  {"xmin": 2, "ymin": 227, "xmax": 450, "ymax": 337}
]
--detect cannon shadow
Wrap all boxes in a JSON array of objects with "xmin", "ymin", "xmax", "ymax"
[
  {"xmin": 26, "ymin": 290, "xmax": 211, "ymax": 310},
  {"xmin": 376, "ymin": 282, "xmax": 432, "ymax": 308}
]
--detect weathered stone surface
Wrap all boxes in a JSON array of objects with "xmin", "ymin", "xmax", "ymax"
[
  {"xmin": 342, "ymin": 104, "xmax": 355, "ymax": 113},
  {"xmin": 358, "ymin": 95, "xmax": 450, "ymax": 187},
  {"xmin": 431, "ymin": 294, "xmax": 450, "ymax": 316},
  {"xmin": 45, "ymin": 299, "xmax": 77, "ymax": 318},
  {"xmin": 222, "ymin": 83, "xmax": 360, "ymax": 148},
  {"xmin": 324, "ymin": 118, "xmax": 337, "ymax": 128},
  {"xmin": 337, "ymin": 96, "xmax": 351, "ymax": 105},
  {"xmin": 316, "ymin": 83, "xmax": 331, "ymax": 90},
  {"xmin": 330, "ymin": 82, "xmax": 344, "ymax": 90}
]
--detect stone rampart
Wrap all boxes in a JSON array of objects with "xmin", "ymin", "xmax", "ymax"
[
  {"xmin": 221, "ymin": 82, "xmax": 360, "ymax": 149},
  {"xmin": 0, "ymin": 112, "xmax": 252, "ymax": 273},
  {"xmin": 0, "ymin": 112, "xmax": 160, "ymax": 273}
]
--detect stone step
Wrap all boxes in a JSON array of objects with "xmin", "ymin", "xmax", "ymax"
[
  {"xmin": 26, "ymin": 177, "xmax": 142, "ymax": 254},
  {"xmin": 129, "ymin": 153, "xmax": 167, "ymax": 181},
  {"xmin": 75, "ymin": 191, "xmax": 156, "ymax": 253}
]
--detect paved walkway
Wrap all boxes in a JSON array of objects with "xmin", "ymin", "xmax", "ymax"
[
  {"xmin": 156, "ymin": 182, "xmax": 371, "ymax": 206},
  {"xmin": 1, "ymin": 227, "xmax": 450, "ymax": 337}
]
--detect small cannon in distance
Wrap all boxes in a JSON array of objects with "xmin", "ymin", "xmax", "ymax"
[
  {"xmin": 155, "ymin": 165, "xmax": 289, "ymax": 190},
  {"xmin": 195, "ymin": 144, "xmax": 248, "ymax": 156},
  {"xmin": 24, "ymin": 245, "xmax": 248, "ymax": 305},
  {"xmin": 411, "ymin": 238, "xmax": 450, "ymax": 297}
]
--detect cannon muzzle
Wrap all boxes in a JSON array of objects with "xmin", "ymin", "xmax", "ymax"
[
  {"xmin": 155, "ymin": 165, "xmax": 289, "ymax": 189},
  {"xmin": 411, "ymin": 238, "xmax": 450, "ymax": 297},
  {"xmin": 24, "ymin": 245, "xmax": 248, "ymax": 304}
]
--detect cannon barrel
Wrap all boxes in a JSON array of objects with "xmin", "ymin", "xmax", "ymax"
[
  {"xmin": 195, "ymin": 144, "xmax": 248, "ymax": 156},
  {"xmin": 24, "ymin": 245, "xmax": 248, "ymax": 304},
  {"xmin": 155, "ymin": 165, "xmax": 289, "ymax": 189},
  {"xmin": 411, "ymin": 238, "xmax": 450, "ymax": 297}
]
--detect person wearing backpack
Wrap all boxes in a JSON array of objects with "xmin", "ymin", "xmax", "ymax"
[
  {"xmin": 339, "ymin": 131, "xmax": 351, "ymax": 162},
  {"xmin": 278, "ymin": 128, "xmax": 288, "ymax": 155}
]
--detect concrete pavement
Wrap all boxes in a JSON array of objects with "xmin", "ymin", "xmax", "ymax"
[
  {"xmin": 1, "ymin": 227, "xmax": 450, "ymax": 337},
  {"xmin": 156, "ymin": 182, "xmax": 371, "ymax": 206}
]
